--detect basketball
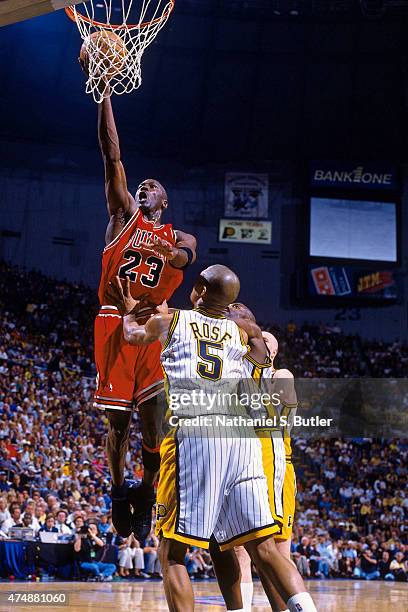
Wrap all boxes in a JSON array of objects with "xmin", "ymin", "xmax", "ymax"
[{"xmin": 80, "ymin": 30, "xmax": 127, "ymax": 78}]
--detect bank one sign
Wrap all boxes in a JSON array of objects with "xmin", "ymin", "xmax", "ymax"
[{"xmin": 311, "ymin": 162, "xmax": 397, "ymax": 191}]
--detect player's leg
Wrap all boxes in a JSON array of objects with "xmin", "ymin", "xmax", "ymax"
[
  {"xmin": 93, "ymin": 313, "xmax": 137, "ymax": 537},
  {"xmin": 106, "ymin": 409, "xmax": 132, "ymax": 486},
  {"xmin": 235, "ymin": 547, "xmax": 254, "ymax": 612},
  {"xmin": 129, "ymin": 340, "xmax": 166, "ymax": 541},
  {"xmin": 105, "ymin": 409, "xmax": 133, "ymax": 537},
  {"xmin": 209, "ymin": 537, "xmax": 243, "ymax": 611},
  {"xmin": 261, "ymin": 539, "xmax": 293, "ymax": 612},
  {"xmin": 156, "ymin": 430, "xmax": 228, "ymax": 608},
  {"xmin": 216, "ymin": 437, "xmax": 316, "ymax": 612},
  {"xmin": 159, "ymin": 538, "xmax": 193, "ymax": 612},
  {"xmin": 269, "ymin": 460, "xmax": 298, "ymax": 610},
  {"xmin": 244, "ymin": 536, "xmax": 317, "ymax": 612},
  {"xmin": 129, "ymin": 393, "xmax": 165, "ymax": 543},
  {"xmin": 138, "ymin": 391, "xmax": 166, "ymax": 485}
]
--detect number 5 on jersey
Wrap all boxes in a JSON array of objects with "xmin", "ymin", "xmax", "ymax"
[{"xmin": 197, "ymin": 340, "xmax": 223, "ymax": 381}]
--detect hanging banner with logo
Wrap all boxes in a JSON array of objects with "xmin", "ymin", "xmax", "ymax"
[
  {"xmin": 224, "ymin": 173, "xmax": 269, "ymax": 218},
  {"xmin": 309, "ymin": 265, "xmax": 398, "ymax": 300},
  {"xmin": 311, "ymin": 162, "xmax": 398, "ymax": 191},
  {"xmin": 219, "ymin": 219, "xmax": 272, "ymax": 244}
]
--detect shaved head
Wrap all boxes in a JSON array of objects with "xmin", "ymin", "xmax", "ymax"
[
  {"xmin": 191, "ymin": 265, "xmax": 240, "ymax": 310},
  {"xmin": 200, "ymin": 265, "xmax": 240, "ymax": 303},
  {"xmin": 262, "ymin": 331, "xmax": 278, "ymax": 358},
  {"xmin": 228, "ymin": 302, "xmax": 256, "ymax": 322}
]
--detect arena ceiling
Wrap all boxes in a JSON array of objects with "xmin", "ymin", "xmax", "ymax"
[{"xmin": 1, "ymin": 0, "xmax": 408, "ymax": 168}]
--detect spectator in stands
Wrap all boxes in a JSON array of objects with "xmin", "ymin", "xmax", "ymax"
[
  {"xmin": 39, "ymin": 514, "xmax": 58, "ymax": 533},
  {"xmin": 114, "ymin": 533, "xmax": 146, "ymax": 578},
  {"xmin": 74, "ymin": 523, "xmax": 116, "ymax": 581},
  {"xmin": 22, "ymin": 511, "xmax": 39, "ymax": 534},
  {"xmin": 378, "ymin": 551, "xmax": 393, "ymax": 581},
  {"xmin": 354, "ymin": 549, "xmax": 380, "ymax": 580},
  {"xmin": 389, "ymin": 552, "xmax": 408, "ymax": 582},
  {"xmin": 0, "ymin": 496, "xmax": 11, "ymax": 523},
  {"xmin": 143, "ymin": 532, "xmax": 161, "ymax": 577},
  {"xmin": 55, "ymin": 510, "xmax": 72, "ymax": 535},
  {"xmin": 1, "ymin": 502, "xmax": 22, "ymax": 534}
]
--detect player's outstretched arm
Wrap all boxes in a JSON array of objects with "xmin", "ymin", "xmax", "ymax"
[
  {"xmin": 123, "ymin": 312, "xmax": 171, "ymax": 346},
  {"xmin": 98, "ymin": 97, "xmax": 137, "ymax": 244}
]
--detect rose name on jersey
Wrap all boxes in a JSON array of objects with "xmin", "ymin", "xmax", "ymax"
[{"xmin": 189, "ymin": 321, "xmax": 232, "ymax": 344}]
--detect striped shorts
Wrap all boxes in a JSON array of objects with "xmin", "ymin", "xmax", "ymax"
[{"xmin": 156, "ymin": 424, "xmax": 280, "ymax": 550}]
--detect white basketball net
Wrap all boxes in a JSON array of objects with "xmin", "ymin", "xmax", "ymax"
[{"xmin": 68, "ymin": 1, "xmax": 174, "ymax": 103}]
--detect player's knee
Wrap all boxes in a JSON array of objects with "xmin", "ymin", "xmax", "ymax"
[
  {"xmin": 247, "ymin": 536, "xmax": 278, "ymax": 568},
  {"xmin": 159, "ymin": 538, "xmax": 187, "ymax": 566},
  {"xmin": 107, "ymin": 411, "xmax": 131, "ymax": 440}
]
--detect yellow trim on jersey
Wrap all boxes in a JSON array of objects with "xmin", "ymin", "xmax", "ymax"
[
  {"xmin": 274, "ymin": 461, "xmax": 296, "ymax": 541},
  {"xmin": 244, "ymin": 353, "xmax": 273, "ymax": 369},
  {"xmin": 156, "ymin": 432, "xmax": 212, "ymax": 550},
  {"xmin": 280, "ymin": 401, "xmax": 298, "ymax": 457},
  {"xmin": 219, "ymin": 524, "xmax": 280, "ymax": 551},
  {"xmin": 162, "ymin": 310, "xmax": 180, "ymax": 350},
  {"xmin": 167, "ymin": 532, "xmax": 211, "ymax": 549},
  {"xmin": 193, "ymin": 307, "xmax": 226, "ymax": 319}
]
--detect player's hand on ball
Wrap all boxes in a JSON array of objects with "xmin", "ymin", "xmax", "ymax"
[{"xmin": 141, "ymin": 237, "xmax": 177, "ymax": 261}]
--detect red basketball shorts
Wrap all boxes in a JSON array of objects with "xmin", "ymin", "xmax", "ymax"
[{"xmin": 93, "ymin": 306, "xmax": 164, "ymax": 412}]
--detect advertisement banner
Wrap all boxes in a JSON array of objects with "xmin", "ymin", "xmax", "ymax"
[
  {"xmin": 224, "ymin": 173, "xmax": 269, "ymax": 218},
  {"xmin": 219, "ymin": 219, "xmax": 272, "ymax": 245},
  {"xmin": 311, "ymin": 162, "xmax": 398, "ymax": 191},
  {"xmin": 309, "ymin": 265, "xmax": 398, "ymax": 300}
]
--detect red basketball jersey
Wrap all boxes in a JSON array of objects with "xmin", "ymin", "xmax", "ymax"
[{"xmin": 98, "ymin": 209, "xmax": 184, "ymax": 310}]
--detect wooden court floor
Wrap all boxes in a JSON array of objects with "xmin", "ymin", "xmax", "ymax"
[{"xmin": 0, "ymin": 579, "xmax": 407, "ymax": 611}]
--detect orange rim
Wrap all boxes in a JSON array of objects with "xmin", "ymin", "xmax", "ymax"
[{"xmin": 65, "ymin": 1, "xmax": 175, "ymax": 30}]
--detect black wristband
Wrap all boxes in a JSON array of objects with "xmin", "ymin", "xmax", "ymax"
[{"xmin": 177, "ymin": 246, "xmax": 194, "ymax": 266}]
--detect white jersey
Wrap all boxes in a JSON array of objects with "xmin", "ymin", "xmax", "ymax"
[
  {"xmin": 157, "ymin": 310, "xmax": 278, "ymax": 548},
  {"xmin": 161, "ymin": 308, "xmax": 248, "ymax": 418}
]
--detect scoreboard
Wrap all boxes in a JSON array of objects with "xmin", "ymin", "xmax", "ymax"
[{"xmin": 295, "ymin": 162, "xmax": 401, "ymax": 306}]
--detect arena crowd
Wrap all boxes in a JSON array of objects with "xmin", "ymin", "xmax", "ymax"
[{"xmin": 0, "ymin": 261, "xmax": 407, "ymax": 582}]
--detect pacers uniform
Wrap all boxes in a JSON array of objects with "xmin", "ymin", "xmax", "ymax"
[
  {"xmin": 156, "ymin": 308, "xmax": 280, "ymax": 550},
  {"xmin": 241, "ymin": 354, "xmax": 297, "ymax": 541},
  {"xmin": 94, "ymin": 208, "xmax": 183, "ymax": 412}
]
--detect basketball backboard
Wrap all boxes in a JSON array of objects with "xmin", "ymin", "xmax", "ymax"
[{"xmin": 0, "ymin": 0, "xmax": 87, "ymax": 27}]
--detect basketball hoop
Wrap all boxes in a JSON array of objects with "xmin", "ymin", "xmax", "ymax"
[{"xmin": 66, "ymin": 1, "xmax": 175, "ymax": 103}]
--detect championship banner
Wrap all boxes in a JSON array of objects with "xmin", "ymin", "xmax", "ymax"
[
  {"xmin": 309, "ymin": 265, "xmax": 398, "ymax": 300},
  {"xmin": 224, "ymin": 173, "xmax": 269, "ymax": 218},
  {"xmin": 219, "ymin": 219, "xmax": 272, "ymax": 245},
  {"xmin": 311, "ymin": 162, "xmax": 398, "ymax": 191}
]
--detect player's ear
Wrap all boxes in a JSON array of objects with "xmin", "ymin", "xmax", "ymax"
[{"xmin": 162, "ymin": 199, "xmax": 168, "ymax": 210}]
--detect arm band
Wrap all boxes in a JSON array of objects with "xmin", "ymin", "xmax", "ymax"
[{"xmin": 177, "ymin": 246, "xmax": 194, "ymax": 266}]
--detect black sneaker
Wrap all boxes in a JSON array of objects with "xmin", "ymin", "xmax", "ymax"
[
  {"xmin": 128, "ymin": 481, "xmax": 156, "ymax": 545},
  {"xmin": 111, "ymin": 480, "xmax": 132, "ymax": 538}
]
